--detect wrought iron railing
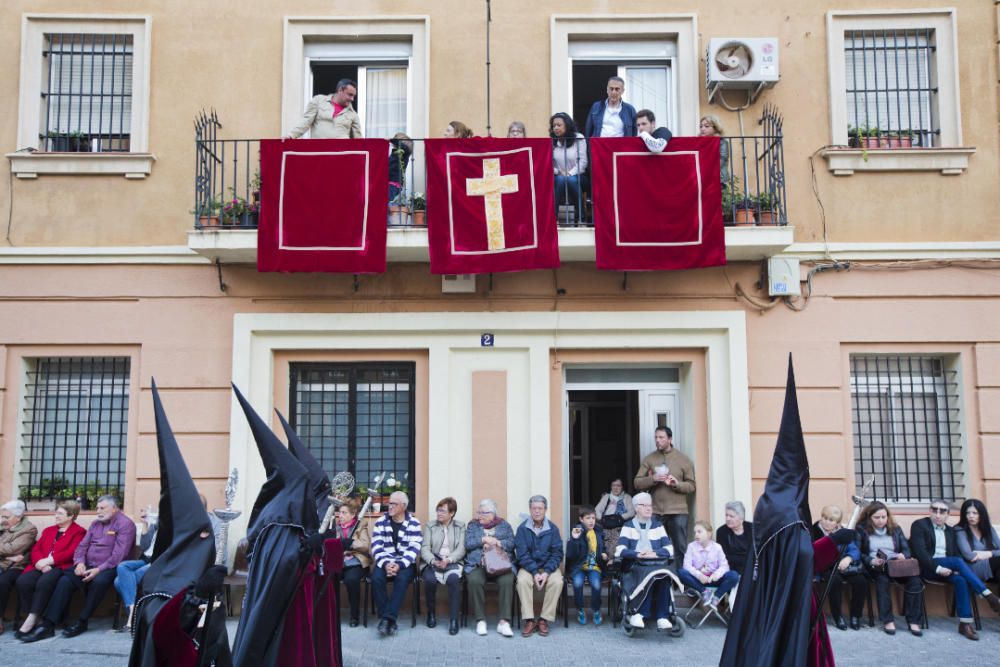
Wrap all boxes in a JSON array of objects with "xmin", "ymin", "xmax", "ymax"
[{"xmin": 193, "ymin": 108, "xmax": 788, "ymax": 230}]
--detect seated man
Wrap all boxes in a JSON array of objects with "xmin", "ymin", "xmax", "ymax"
[
  {"xmin": 514, "ymin": 495, "xmax": 564, "ymax": 637},
  {"xmin": 24, "ymin": 495, "xmax": 135, "ymax": 641},
  {"xmin": 636, "ymin": 108, "xmax": 673, "ymax": 153},
  {"xmin": 370, "ymin": 490, "xmax": 422, "ymax": 636},
  {"xmin": 910, "ymin": 499, "xmax": 1000, "ymax": 641},
  {"xmin": 615, "ymin": 492, "xmax": 675, "ymax": 630}
]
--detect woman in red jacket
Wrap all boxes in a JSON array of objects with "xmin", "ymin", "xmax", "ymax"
[{"xmin": 13, "ymin": 500, "xmax": 86, "ymax": 639}]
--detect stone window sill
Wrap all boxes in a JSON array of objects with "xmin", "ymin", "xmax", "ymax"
[
  {"xmin": 6, "ymin": 151, "xmax": 156, "ymax": 179},
  {"xmin": 819, "ymin": 147, "xmax": 975, "ymax": 176}
]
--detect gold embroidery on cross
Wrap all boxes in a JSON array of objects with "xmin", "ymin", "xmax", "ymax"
[{"xmin": 466, "ymin": 158, "xmax": 519, "ymax": 251}]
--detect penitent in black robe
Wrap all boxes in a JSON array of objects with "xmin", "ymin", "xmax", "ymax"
[
  {"xmin": 129, "ymin": 380, "xmax": 231, "ymax": 667},
  {"xmin": 230, "ymin": 384, "xmax": 317, "ymax": 667},
  {"xmin": 720, "ymin": 357, "xmax": 815, "ymax": 667}
]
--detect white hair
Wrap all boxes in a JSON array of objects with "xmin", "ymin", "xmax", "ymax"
[
  {"xmin": 390, "ymin": 490, "xmax": 409, "ymax": 507},
  {"xmin": 725, "ymin": 500, "xmax": 746, "ymax": 520},
  {"xmin": 479, "ymin": 498, "xmax": 499, "ymax": 514},
  {"xmin": 632, "ymin": 492, "xmax": 652, "ymax": 506},
  {"xmin": 1, "ymin": 500, "xmax": 26, "ymax": 517}
]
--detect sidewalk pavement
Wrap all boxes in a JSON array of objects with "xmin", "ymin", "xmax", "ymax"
[{"xmin": 0, "ymin": 614, "xmax": 997, "ymax": 666}]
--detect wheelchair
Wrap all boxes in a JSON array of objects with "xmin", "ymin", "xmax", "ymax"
[{"xmin": 610, "ymin": 560, "xmax": 686, "ymax": 639}]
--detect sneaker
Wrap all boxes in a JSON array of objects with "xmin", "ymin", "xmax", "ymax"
[
  {"xmin": 476, "ymin": 620, "xmax": 487, "ymax": 636},
  {"xmin": 497, "ymin": 620, "xmax": 513, "ymax": 637},
  {"xmin": 578, "ymin": 610, "xmax": 587, "ymax": 625},
  {"xmin": 709, "ymin": 596, "xmax": 722, "ymax": 610},
  {"xmin": 701, "ymin": 590, "xmax": 714, "ymax": 605},
  {"xmin": 627, "ymin": 613, "xmax": 645, "ymax": 628},
  {"xmin": 593, "ymin": 611, "xmax": 603, "ymax": 626},
  {"xmin": 656, "ymin": 617, "xmax": 673, "ymax": 631}
]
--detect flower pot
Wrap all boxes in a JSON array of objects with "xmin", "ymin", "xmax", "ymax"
[
  {"xmin": 413, "ymin": 210, "xmax": 426, "ymax": 226},
  {"xmin": 758, "ymin": 210, "xmax": 777, "ymax": 225},
  {"xmin": 863, "ymin": 137, "xmax": 881, "ymax": 149},
  {"xmin": 734, "ymin": 208, "xmax": 756, "ymax": 225},
  {"xmin": 898, "ymin": 136, "xmax": 913, "ymax": 148},
  {"xmin": 26, "ymin": 499, "xmax": 55, "ymax": 512},
  {"xmin": 388, "ymin": 205, "xmax": 411, "ymax": 226},
  {"xmin": 198, "ymin": 215, "xmax": 221, "ymax": 228}
]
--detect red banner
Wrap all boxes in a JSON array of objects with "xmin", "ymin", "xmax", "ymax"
[
  {"xmin": 426, "ymin": 138, "xmax": 559, "ymax": 274},
  {"xmin": 591, "ymin": 137, "xmax": 725, "ymax": 271},
  {"xmin": 258, "ymin": 139, "xmax": 388, "ymax": 273}
]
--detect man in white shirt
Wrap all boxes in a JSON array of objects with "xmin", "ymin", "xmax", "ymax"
[{"xmin": 584, "ymin": 77, "xmax": 638, "ymax": 138}]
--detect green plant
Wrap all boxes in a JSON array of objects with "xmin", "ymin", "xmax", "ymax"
[
  {"xmin": 411, "ymin": 192, "xmax": 426, "ymax": 212},
  {"xmin": 191, "ymin": 196, "xmax": 222, "ymax": 218},
  {"xmin": 753, "ymin": 191, "xmax": 777, "ymax": 211},
  {"xmin": 221, "ymin": 189, "xmax": 258, "ymax": 223}
]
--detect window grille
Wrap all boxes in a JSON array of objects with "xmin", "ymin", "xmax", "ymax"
[
  {"xmin": 289, "ymin": 363, "xmax": 415, "ymax": 505},
  {"xmin": 41, "ymin": 33, "xmax": 133, "ymax": 152},
  {"xmin": 20, "ymin": 357, "xmax": 131, "ymax": 505},
  {"xmin": 850, "ymin": 355, "xmax": 962, "ymax": 503},
  {"xmin": 844, "ymin": 29, "xmax": 937, "ymax": 147}
]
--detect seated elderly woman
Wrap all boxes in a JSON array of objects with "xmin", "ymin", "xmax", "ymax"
[
  {"xmin": 14, "ymin": 500, "xmax": 85, "ymax": 639},
  {"xmin": 464, "ymin": 498, "xmax": 515, "ymax": 637},
  {"xmin": 0, "ymin": 500, "xmax": 38, "ymax": 634},
  {"xmin": 715, "ymin": 500, "xmax": 751, "ymax": 580},
  {"xmin": 615, "ymin": 492, "xmax": 676, "ymax": 630},
  {"xmin": 334, "ymin": 497, "xmax": 371, "ymax": 627},
  {"xmin": 420, "ymin": 497, "xmax": 466, "ymax": 635}
]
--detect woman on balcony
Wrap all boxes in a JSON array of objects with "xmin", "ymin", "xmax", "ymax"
[
  {"xmin": 700, "ymin": 114, "xmax": 730, "ymax": 184},
  {"xmin": 550, "ymin": 112, "xmax": 588, "ymax": 214},
  {"xmin": 444, "ymin": 121, "xmax": 474, "ymax": 139}
]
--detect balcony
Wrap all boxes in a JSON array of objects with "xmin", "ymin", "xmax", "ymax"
[{"xmin": 188, "ymin": 109, "xmax": 793, "ymax": 265}]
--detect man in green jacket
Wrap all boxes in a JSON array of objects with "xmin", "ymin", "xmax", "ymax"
[{"xmin": 633, "ymin": 426, "xmax": 696, "ymax": 556}]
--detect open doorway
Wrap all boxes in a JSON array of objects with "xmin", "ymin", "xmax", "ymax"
[
  {"xmin": 569, "ymin": 390, "xmax": 639, "ymax": 512},
  {"xmin": 571, "ymin": 62, "xmax": 618, "ymax": 130}
]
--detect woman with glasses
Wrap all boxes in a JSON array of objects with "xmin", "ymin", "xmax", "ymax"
[
  {"xmin": 334, "ymin": 498, "xmax": 371, "ymax": 627},
  {"xmin": 464, "ymin": 499, "xmax": 516, "ymax": 637},
  {"xmin": 420, "ymin": 497, "xmax": 466, "ymax": 634},
  {"xmin": 506, "ymin": 121, "xmax": 527, "ymax": 138}
]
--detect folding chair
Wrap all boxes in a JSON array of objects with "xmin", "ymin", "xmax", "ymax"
[{"xmin": 682, "ymin": 585, "xmax": 729, "ymax": 628}]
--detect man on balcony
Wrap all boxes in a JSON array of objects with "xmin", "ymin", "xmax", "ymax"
[
  {"xmin": 636, "ymin": 109, "xmax": 673, "ymax": 153},
  {"xmin": 284, "ymin": 78, "xmax": 363, "ymax": 140},
  {"xmin": 584, "ymin": 77, "xmax": 637, "ymax": 138}
]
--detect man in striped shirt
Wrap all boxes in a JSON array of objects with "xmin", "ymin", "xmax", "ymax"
[{"xmin": 371, "ymin": 491, "xmax": 423, "ymax": 636}]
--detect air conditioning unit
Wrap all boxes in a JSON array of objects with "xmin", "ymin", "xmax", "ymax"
[{"xmin": 706, "ymin": 38, "xmax": 780, "ymax": 103}]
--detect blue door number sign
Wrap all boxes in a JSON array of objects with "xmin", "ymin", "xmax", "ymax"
[{"xmin": 481, "ymin": 333, "xmax": 495, "ymax": 347}]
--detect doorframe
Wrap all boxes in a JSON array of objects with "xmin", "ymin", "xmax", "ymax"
[{"xmin": 563, "ymin": 371, "xmax": 682, "ymax": 530}]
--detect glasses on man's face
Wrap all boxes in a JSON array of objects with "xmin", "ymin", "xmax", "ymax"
[
  {"xmin": 931, "ymin": 507, "xmax": 949, "ymax": 514},
  {"xmin": 388, "ymin": 501, "xmax": 403, "ymax": 507},
  {"xmin": 634, "ymin": 503, "xmax": 651, "ymax": 508}
]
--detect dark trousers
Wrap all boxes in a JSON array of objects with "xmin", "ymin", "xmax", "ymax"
[
  {"xmin": 987, "ymin": 556, "xmax": 1000, "ymax": 582},
  {"xmin": 44, "ymin": 568, "xmax": 117, "ymax": 624},
  {"xmin": 824, "ymin": 570, "xmax": 868, "ymax": 618},
  {"xmin": 342, "ymin": 565, "xmax": 365, "ymax": 621},
  {"xmin": 371, "ymin": 564, "xmax": 414, "ymax": 622},
  {"xmin": 0, "ymin": 567, "xmax": 22, "ymax": 614},
  {"xmin": 657, "ymin": 514, "xmax": 689, "ymax": 560},
  {"xmin": 421, "ymin": 567, "xmax": 461, "ymax": 621},
  {"xmin": 872, "ymin": 571, "xmax": 922, "ymax": 624},
  {"xmin": 16, "ymin": 568, "xmax": 65, "ymax": 616}
]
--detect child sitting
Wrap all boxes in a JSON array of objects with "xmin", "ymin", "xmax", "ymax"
[
  {"xmin": 679, "ymin": 520, "xmax": 740, "ymax": 609},
  {"xmin": 566, "ymin": 505, "xmax": 608, "ymax": 625}
]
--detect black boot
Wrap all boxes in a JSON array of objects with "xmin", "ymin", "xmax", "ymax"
[
  {"xmin": 427, "ymin": 611, "xmax": 437, "ymax": 628},
  {"xmin": 833, "ymin": 615, "xmax": 847, "ymax": 631},
  {"xmin": 449, "ymin": 618, "xmax": 459, "ymax": 635},
  {"xmin": 849, "ymin": 616, "xmax": 861, "ymax": 630}
]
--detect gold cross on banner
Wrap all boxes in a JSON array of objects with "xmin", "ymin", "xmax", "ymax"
[{"xmin": 466, "ymin": 158, "xmax": 519, "ymax": 251}]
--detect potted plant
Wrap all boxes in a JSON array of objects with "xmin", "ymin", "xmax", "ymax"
[
  {"xmin": 754, "ymin": 192, "xmax": 780, "ymax": 225},
  {"xmin": 251, "ymin": 170, "xmax": 262, "ymax": 207},
  {"xmin": 44, "ymin": 131, "xmax": 92, "ymax": 152},
  {"xmin": 411, "ymin": 193, "xmax": 426, "ymax": 227},
  {"xmin": 722, "ymin": 180, "xmax": 740, "ymax": 226},
  {"xmin": 221, "ymin": 192, "xmax": 257, "ymax": 227},
  {"xmin": 191, "ymin": 196, "xmax": 222, "ymax": 228}
]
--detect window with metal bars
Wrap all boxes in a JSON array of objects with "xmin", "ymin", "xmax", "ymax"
[
  {"xmin": 850, "ymin": 355, "xmax": 962, "ymax": 504},
  {"xmin": 41, "ymin": 33, "xmax": 133, "ymax": 153},
  {"xmin": 20, "ymin": 357, "xmax": 130, "ymax": 507},
  {"xmin": 289, "ymin": 362, "xmax": 415, "ymax": 507},
  {"xmin": 844, "ymin": 29, "xmax": 938, "ymax": 148}
]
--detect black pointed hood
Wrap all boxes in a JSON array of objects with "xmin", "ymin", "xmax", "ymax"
[
  {"xmin": 754, "ymin": 354, "xmax": 812, "ymax": 539},
  {"xmin": 232, "ymin": 383, "xmax": 316, "ymax": 550},
  {"xmin": 276, "ymin": 409, "xmax": 331, "ymax": 520},
  {"xmin": 142, "ymin": 380, "xmax": 215, "ymax": 594},
  {"xmin": 720, "ymin": 354, "xmax": 814, "ymax": 666}
]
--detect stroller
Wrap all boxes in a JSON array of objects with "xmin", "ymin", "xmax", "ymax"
[{"xmin": 610, "ymin": 558, "xmax": 686, "ymax": 638}]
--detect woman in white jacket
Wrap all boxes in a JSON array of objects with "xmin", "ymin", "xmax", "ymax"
[{"xmin": 550, "ymin": 113, "xmax": 588, "ymax": 213}]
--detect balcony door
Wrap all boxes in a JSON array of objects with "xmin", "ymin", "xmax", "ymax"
[
  {"xmin": 568, "ymin": 39, "xmax": 677, "ymax": 134},
  {"xmin": 303, "ymin": 40, "xmax": 411, "ymax": 139}
]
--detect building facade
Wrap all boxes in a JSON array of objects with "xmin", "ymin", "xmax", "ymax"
[{"xmin": 1, "ymin": 1, "xmax": 998, "ymax": 553}]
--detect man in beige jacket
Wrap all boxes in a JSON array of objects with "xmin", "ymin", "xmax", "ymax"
[
  {"xmin": 284, "ymin": 78, "xmax": 363, "ymax": 140},
  {"xmin": 633, "ymin": 426, "xmax": 695, "ymax": 556}
]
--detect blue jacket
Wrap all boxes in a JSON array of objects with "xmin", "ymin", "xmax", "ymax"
[
  {"xmin": 584, "ymin": 99, "xmax": 638, "ymax": 138},
  {"xmin": 464, "ymin": 518, "xmax": 516, "ymax": 574},
  {"xmin": 514, "ymin": 518, "xmax": 564, "ymax": 574},
  {"xmin": 565, "ymin": 523, "xmax": 606, "ymax": 576},
  {"xmin": 615, "ymin": 516, "xmax": 674, "ymax": 561}
]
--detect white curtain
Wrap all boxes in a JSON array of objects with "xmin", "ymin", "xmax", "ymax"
[
  {"xmin": 365, "ymin": 67, "xmax": 407, "ymax": 139},
  {"xmin": 624, "ymin": 66, "xmax": 668, "ymax": 129}
]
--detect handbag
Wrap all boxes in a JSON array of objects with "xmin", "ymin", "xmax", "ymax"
[
  {"xmin": 887, "ymin": 557, "xmax": 920, "ymax": 578},
  {"xmin": 482, "ymin": 544, "xmax": 512, "ymax": 576},
  {"xmin": 600, "ymin": 514, "xmax": 624, "ymax": 530}
]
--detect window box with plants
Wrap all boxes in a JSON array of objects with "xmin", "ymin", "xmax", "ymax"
[
  {"xmin": 42, "ymin": 131, "xmax": 93, "ymax": 153},
  {"xmin": 221, "ymin": 193, "xmax": 259, "ymax": 227}
]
